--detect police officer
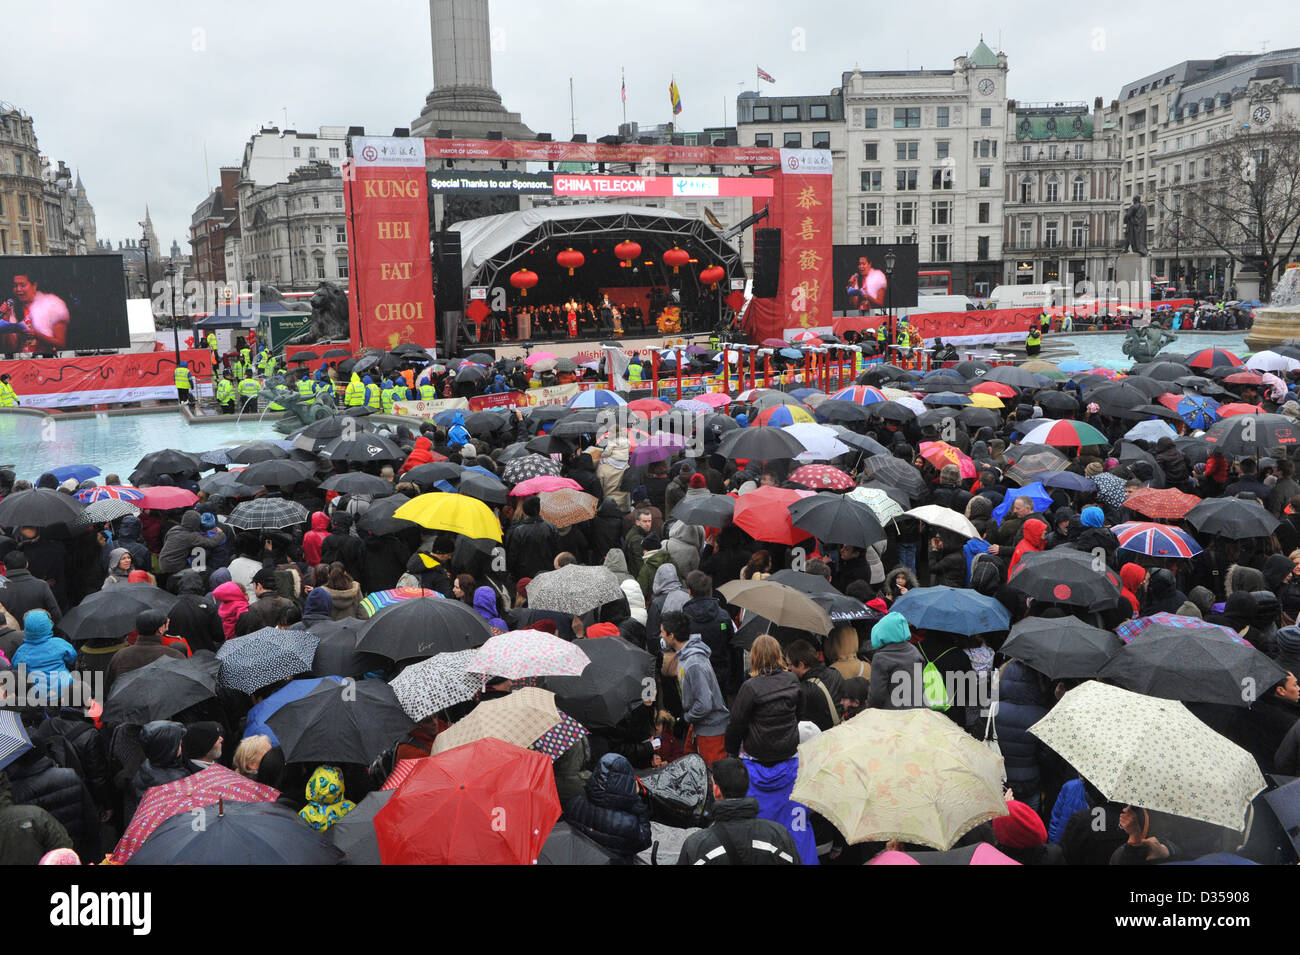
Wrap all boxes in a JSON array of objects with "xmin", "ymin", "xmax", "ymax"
[
  {"xmin": 297, "ymin": 371, "xmax": 316, "ymax": 401},
  {"xmin": 875, "ymin": 323, "xmax": 889, "ymax": 352},
  {"xmin": 380, "ymin": 378, "xmax": 397, "ymax": 413},
  {"xmin": 216, "ymin": 373, "xmax": 237, "ymax": 415},
  {"xmin": 363, "ymin": 376, "xmax": 381, "ymax": 410},
  {"xmin": 1025, "ymin": 324, "xmax": 1043, "ymax": 357},
  {"xmin": 0, "ymin": 373, "xmax": 18, "ymax": 407},
  {"xmin": 174, "ymin": 360, "xmax": 194, "ymax": 407},
  {"xmin": 418, "ymin": 377, "xmax": 436, "ymax": 400},
  {"xmin": 344, "ymin": 373, "xmax": 366, "ymax": 407},
  {"xmin": 238, "ymin": 370, "xmax": 261, "ymax": 413}
]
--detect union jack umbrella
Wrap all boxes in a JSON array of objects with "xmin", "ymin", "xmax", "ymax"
[
  {"xmin": 76, "ymin": 484, "xmax": 144, "ymax": 503},
  {"xmin": 1114, "ymin": 521, "xmax": 1203, "ymax": 558},
  {"xmin": 789, "ymin": 464, "xmax": 854, "ymax": 491},
  {"xmin": 829, "ymin": 385, "xmax": 887, "ymax": 406},
  {"xmin": 1123, "ymin": 487, "xmax": 1201, "ymax": 521}
]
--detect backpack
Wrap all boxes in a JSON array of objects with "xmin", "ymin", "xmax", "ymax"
[{"xmin": 919, "ymin": 644, "xmax": 955, "ymax": 711}]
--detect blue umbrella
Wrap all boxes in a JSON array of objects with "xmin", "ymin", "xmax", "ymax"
[
  {"xmin": 779, "ymin": 348, "xmax": 802, "ymax": 360},
  {"xmin": 1057, "ymin": 360, "xmax": 1093, "ymax": 373},
  {"xmin": 1040, "ymin": 471, "xmax": 1096, "ymax": 493},
  {"xmin": 922, "ymin": 391, "xmax": 973, "ymax": 407},
  {"xmin": 243, "ymin": 676, "xmax": 346, "ymax": 746},
  {"xmin": 1124, "ymin": 419, "xmax": 1177, "ymax": 443},
  {"xmin": 991, "ymin": 481, "xmax": 1054, "ymax": 524},
  {"xmin": 1175, "ymin": 394, "xmax": 1219, "ymax": 429},
  {"xmin": 0, "ymin": 710, "xmax": 32, "ymax": 772},
  {"xmin": 432, "ymin": 409, "xmax": 461, "ymax": 427},
  {"xmin": 568, "ymin": 389, "xmax": 627, "ymax": 409},
  {"xmin": 790, "ymin": 388, "xmax": 824, "ymax": 401},
  {"xmin": 891, "ymin": 586, "xmax": 1011, "ymax": 636},
  {"xmin": 49, "ymin": 464, "xmax": 101, "ymax": 483}
]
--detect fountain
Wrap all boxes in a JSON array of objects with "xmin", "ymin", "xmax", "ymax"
[{"xmin": 1246, "ymin": 264, "xmax": 1300, "ymax": 351}]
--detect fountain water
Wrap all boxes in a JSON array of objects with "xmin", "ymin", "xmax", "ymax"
[{"xmin": 1246, "ymin": 264, "xmax": 1300, "ymax": 350}]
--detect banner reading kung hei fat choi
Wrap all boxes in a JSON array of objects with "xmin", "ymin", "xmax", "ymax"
[
  {"xmin": 346, "ymin": 137, "xmax": 437, "ymax": 352},
  {"xmin": 742, "ymin": 149, "xmax": 833, "ymax": 343}
]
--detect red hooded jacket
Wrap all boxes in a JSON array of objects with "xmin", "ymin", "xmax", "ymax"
[
  {"xmin": 1119, "ymin": 563, "xmax": 1146, "ymax": 617},
  {"xmin": 303, "ymin": 511, "xmax": 330, "ymax": 566},
  {"xmin": 1007, "ymin": 518, "xmax": 1047, "ymax": 577},
  {"xmin": 399, "ymin": 436, "xmax": 434, "ymax": 476}
]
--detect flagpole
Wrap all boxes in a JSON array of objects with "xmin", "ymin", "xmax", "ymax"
[{"xmin": 621, "ymin": 67, "xmax": 627, "ymax": 127}]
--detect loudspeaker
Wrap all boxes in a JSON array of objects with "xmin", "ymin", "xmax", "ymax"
[
  {"xmin": 434, "ymin": 231, "xmax": 464, "ymax": 306},
  {"xmin": 753, "ymin": 228, "xmax": 781, "ymax": 298}
]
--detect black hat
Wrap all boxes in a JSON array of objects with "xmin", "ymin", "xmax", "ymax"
[
  {"xmin": 182, "ymin": 721, "xmax": 222, "ymax": 760},
  {"xmin": 252, "ymin": 568, "xmax": 278, "ymax": 587},
  {"xmin": 641, "ymin": 534, "xmax": 662, "ymax": 552}
]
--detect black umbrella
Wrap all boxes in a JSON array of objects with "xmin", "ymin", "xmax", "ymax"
[
  {"xmin": 322, "ymin": 434, "xmax": 406, "ymax": 464},
  {"xmin": 1204, "ymin": 414, "xmax": 1300, "ymax": 459},
  {"xmin": 290, "ymin": 416, "xmax": 374, "ymax": 451},
  {"xmin": 355, "ymin": 494, "xmax": 418, "ymax": 535},
  {"xmin": 320, "ymin": 473, "xmax": 396, "ymax": 496},
  {"xmin": 861, "ymin": 455, "xmax": 926, "ymax": 498},
  {"xmin": 958, "ymin": 406, "xmax": 1003, "ymax": 431},
  {"xmin": 1098, "ymin": 630, "xmax": 1287, "ymax": 707},
  {"xmin": 322, "ymin": 347, "xmax": 351, "ymax": 359},
  {"xmin": 541, "ymin": 636, "xmax": 655, "ymax": 730},
  {"xmin": 1001, "ymin": 616, "xmax": 1122, "ymax": 680},
  {"xmin": 1114, "ymin": 440, "xmax": 1166, "ymax": 487},
  {"xmin": 1131, "ymin": 403, "xmax": 1183, "ymax": 424},
  {"xmin": 102, "ymin": 653, "xmax": 220, "ymax": 725},
  {"xmin": 527, "ymin": 406, "xmax": 573, "ymax": 426},
  {"xmin": 857, "ymin": 364, "xmax": 914, "ymax": 386},
  {"xmin": 59, "ymin": 584, "xmax": 180, "ymax": 641},
  {"xmin": 1034, "ymin": 390, "xmax": 1079, "ymax": 414},
  {"xmin": 538, "ymin": 820, "xmax": 625, "ymax": 865},
  {"xmin": 549, "ymin": 418, "xmax": 603, "ymax": 438},
  {"xmin": 1091, "ymin": 382, "xmax": 1152, "ymax": 416},
  {"xmin": 464, "ymin": 352, "xmax": 494, "ymax": 365},
  {"xmin": 356, "ymin": 596, "xmax": 492, "ymax": 662},
  {"xmin": 465, "ymin": 411, "xmax": 512, "ymax": 437},
  {"xmin": 308, "ymin": 618, "xmax": 370, "ymax": 679},
  {"xmin": 913, "ymin": 379, "xmax": 971, "ymax": 395},
  {"xmin": 391, "ymin": 342, "xmax": 429, "ymax": 356},
  {"xmin": 1136, "ymin": 361, "xmax": 1193, "ymax": 381},
  {"xmin": 1125, "ymin": 377, "xmax": 1173, "ymax": 400},
  {"xmin": 827, "ymin": 427, "xmax": 889, "ymax": 457},
  {"xmin": 352, "ymin": 351, "xmax": 401, "ymax": 376},
  {"xmin": 916, "ymin": 409, "xmax": 966, "ymax": 433},
  {"xmin": 1185, "ymin": 497, "xmax": 1280, "ymax": 539},
  {"xmin": 455, "ymin": 364, "xmax": 489, "ymax": 384},
  {"xmin": 402, "ymin": 462, "xmax": 462, "ymax": 487},
  {"xmin": 226, "ymin": 442, "xmax": 290, "ymax": 465},
  {"xmin": 526, "ymin": 433, "xmax": 574, "ymax": 455},
  {"xmin": 716, "ymin": 426, "xmax": 806, "ymax": 462},
  {"xmin": 265, "ymin": 677, "xmax": 415, "ymax": 765},
  {"xmin": 1006, "ymin": 549, "xmax": 1122, "ymax": 611},
  {"xmin": 671, "ymin": 494, "xmax": 735, "ymax": 528},
  {"xmin": 0, "ymin": 488, "xmax": 87, "ymax": 530},
  {"xmin": 198, "ymin": 471, "xmax": 259, "ymax": 498},
  {"xmin": 814, "ymin": 400, "xmax": 873, "ymax": 423},
  {"xmin": 766, "ymin": 569, "xmax": 838, "ymax": 594},
  {"xmin": 866, "ymin": 401, "xmax": 916, "ymax": 424},
  {"xmin": 954, "ymin": 360, "xmax": 992, "ymax": 379},
  {"xmin": 130, "ymin": 449, "xmax": 203, "ymax": 480},
  {"xmin": 982, "ymin": 366, "xmax": 1046, "ymax": 389},
  {"xmin": 501, "ymin": 454, "xmax": 562, "ymax": 485},
  {"xmin": 789, "ymin": 492, "xmax": 887, "ymax": 548},
  {"xmin": 127, "ymin": 800, "xmax": 345, "ymax": 866},
  {"xmin": 291, "ymin": 350, "xmax": 321, "ymax": 362},
  {"xmin": 329, "ymin": 789, "xmax": 392, "ymax": 865},
  {"xmin": 238, "ymin": 458, "xmax": 317, "ymax": 488},
  {"xmin": 457, "ymin": 470, "xmax": 508, "ymax": 506}
]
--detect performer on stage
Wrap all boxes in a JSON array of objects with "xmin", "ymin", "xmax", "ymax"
[{"xmin": 0, "ymin": 273, "xmax": 70, "ymax": 352}]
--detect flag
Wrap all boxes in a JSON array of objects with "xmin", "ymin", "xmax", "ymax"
[
  {"xmin": 621, "ymin": 76, "xmax": 626, "ymax": 103},
  {"xmin": 669, "ymin": 79, "xmax": 682, "ymax": 116},
  {"xmin": 757, "ymin": 66, "xmax": 775, "ymax": 84}
]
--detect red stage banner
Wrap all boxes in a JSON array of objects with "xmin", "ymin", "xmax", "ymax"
[
  {"xmin": 424, "ymin": 138, "xmax": 780, "ymax": 166},
  {"xmin": 0, "ymin": 350, "xmax": 215, "ymax": 409},
  {"xmin": 467, "ymin": 391, "xmax": 524, "ymax": 410},
  {"xmin": 345, "ymin": 138, "xmax": 437, "ymax": 353},
  {"xmin": 834, "ymin": 308, "xmax": 1041, "ymax": 346}
]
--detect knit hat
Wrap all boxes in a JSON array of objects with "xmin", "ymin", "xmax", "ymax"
[
  {"xmin": 641, "ymin": 534, "xmax": 662, "ymax": 553},
  {"xmin": 939, "ymin": 464, "xmax": 961, "ymax": 487},
  {"xmin": 993, "ymin": 799, "xmax": 1047, "ymax": 848},
  {"xmin": 128, "ymin": 570, "xmax": 152, "ymax": 583},
  {"xmin": 516, "ymin": 577, "xmax": 532, "ymax": 600},
  {"xmin": 689, "ymin": 473, "xmax": 707, "ymax": 489},
  {"xmin": 532, "ymin": 618, "xmax": 558, "ymax": 635},
  {"xmin": 1084, "ymin": 461, "xmax": 1104, "ymax": 478},
  {"xmin": 200, "ymin": 512, "xmax": 217, "ymax": 529},
  {"xmin": 585, "ymin": 622, "xmax": 620, "ymax": 639},
  {"xmin": 1276, "ymin": 627, "xmax": 1300, "ymax": 681},
  {"xmin": 460, "ymin": 443, "xmax": 478, "ymax": 463},
  {"xmin": 182, "ymin": 721, "xmax": 223, "ymax": 760},
  {"xmin": 253, "ymin": 568, "xmax": 278, "ymax": 587}
]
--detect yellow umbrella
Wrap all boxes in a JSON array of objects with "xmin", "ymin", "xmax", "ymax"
[
  {"xmin": 392, "ymin": 492, "xmax": 502, "ymax": 542},
  {"xmin": 1021, "ymin": 360, "xmax": 1060, "ymax": 374},
  {"xmin": 967, "ymin": 392, "xmax": 1004, "ymax": 409}
]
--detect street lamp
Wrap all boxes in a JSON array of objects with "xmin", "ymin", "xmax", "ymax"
[
  {"xmin": 140, "ymin": 235, "xmax": 152, "ymax": 304},
  {"xmin": 883, "ymin": 248, "xmax": 897, "ymax": 343},
  {"xmin": 166, "ymin": 263, "xmax": 181, "ymax": 384}
]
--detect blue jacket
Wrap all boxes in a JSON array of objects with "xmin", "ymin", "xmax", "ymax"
[
  {"xmin": 563, "ymin": 754, "xmax": 651, "ymax": 857},
  {"xmin": 745, "ymin": 755, "xmax": 819, "ymax": 865},
  {"xmin": 1049, "ymin": 778, "xmax": 1089, "ymax": 845},
  {"xmin": 13, "ymin": 610, "xmax": 76, "ymax": 695},
  {"xmin": 993, "ymin": 661, "xmax": 1051, "ymax": 800}
]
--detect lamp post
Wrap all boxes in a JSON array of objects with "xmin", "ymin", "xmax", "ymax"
[
  {"xmin": 140, "ymin": 235, "xmax": 152, "ymax": 305},
  {"xmin": 166, "ymin": 263, "xmax": 181, "ymax": 379},
  {"xmin": 884, "ymin": 247, "xmax": 897, "ymax": 347}
]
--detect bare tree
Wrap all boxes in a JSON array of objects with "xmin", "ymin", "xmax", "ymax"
[{"xmin": 1158, "ymin": 110, "xmax": 1300, "ymax": 300}]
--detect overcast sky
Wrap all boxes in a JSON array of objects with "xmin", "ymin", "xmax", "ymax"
[{"xmin": 9, "ymin": 0, "xmax": 1295, "ymax": 251}]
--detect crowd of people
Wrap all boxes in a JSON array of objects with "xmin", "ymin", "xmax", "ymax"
[{"xmin": 3, "ymin": 328, "xmax": 1300, "ymax": 867}]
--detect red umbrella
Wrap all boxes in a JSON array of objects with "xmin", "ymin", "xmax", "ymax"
[
  {"xmin": 919, "ymin": 441, "xmax": 976, "ymax": 479},
  {"xmin": 1123, "ymin": 486, "xmax": 1201, "ymax": 521},
  {"xmin": 789, "ymin": 464, "xmax": 854, "ymax": 491},
  {"xmin": 374, "ymin": 737, "xmax": 560, "ymax": 865},
  {"xmin": 136, "ymin": 486, "xmax": 199, "ymax": 510},
  {"xmin": 1223, "ymin": 371, "xmax": 1267, "ymax": 386},
  {"xmin": 1216, "ymin": 403, "xmax": 1262, "ymax": 417},
  {"xmin": 627, "ymin": 398, "xmax": 670, "ymax": 416},
  {"xmin": 971, "ymin": 381, "xmax": 1018, "ymax": 399},
  {"xmin": 732, "ymin": 485, "xmax": 817, "ymax": 545}
]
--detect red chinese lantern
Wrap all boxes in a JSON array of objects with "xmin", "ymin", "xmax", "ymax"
[
  {"xmin": 699, "ymin": 265, "xmax": 726, "ymax": 285},
  {"xmin": 510, "ymin": 268, "xmax": 538, "ymax": 297},
  {"xmin": 556, "ymin": 247, "xmax": 585, "ymax": 276},
  {"xmin": 663, "ymin": 247, "xmax": 690, "ymax": 273},
  {"xmin": 614, "ymin": 239, "xmax": 641, "ymax": 268}
]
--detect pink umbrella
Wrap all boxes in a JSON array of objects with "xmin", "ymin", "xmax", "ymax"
[
  {"xmin": 509, "ymin": 475, "xmax": 583, "ymax": 497},
  {"xmin": 524, "ymin": 351, "xmax": 559, "ymax": 368},
  {"xmin": 136, "ymin": 486, "xmax": 199, "ymax": 510},
  {"xmin": 695, "ymin": 392, "xmax": 732, "ymax": 409}
]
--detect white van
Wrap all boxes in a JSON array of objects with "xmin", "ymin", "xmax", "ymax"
[
  {"xmin": 987, "ymin": 284, "xmax": 1067, "ymax": 310},
  {"xmin": 896, "ymin": 295, "xmax": 977, "ymax": 319}
]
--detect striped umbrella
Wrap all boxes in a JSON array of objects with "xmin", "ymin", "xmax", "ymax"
[
  {"xmin": 1018, "ymin": 419, "xmax": 1109, "ymax": 448},
  {"xmin": 1115, "ymin": 521, "xmax": 1203, "ymax": 558},
  {"xmin": 830, "ymin": 385, "xmax": 887, "ymax": 406},
  {"xmin": 1187, "ymin": 348, "xmax": 1243, "ymax": 369},
  {"xmin": 0, "ymin": 710, "xmax": 32, "ymax": 772},
  {"xmin": 567, "ymin": 389, "xmax": 626, "ymax": 408},
  {"xmin": 1123, "ymin": 487, "xmax": 1200, "ymax": 521},
  {"xmin": 76, "ymin": 484, "xmax": 144, "ymax": 503},
  {"xmin": 789, "ymin": 464, "xmax": 854, "ymax": 491},
  {"xmin": 754, "ymin": 404, "xmax": 816, "ymax": 427},
  {"xmin": 361, "ymin": 587, "xmax": 440, "ymax": 619}
]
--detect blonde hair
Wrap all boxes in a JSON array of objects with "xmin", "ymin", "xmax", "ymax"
[
  {"xmin": 823, "ymin": 624, "xmax": 859, "ymax": 664},
  {"xmin": 749, "ymin": 635, "xmax": 785, "ymax": 676},
  {"xmin": 233, "ymin": 735, "xmax": 273, "ymax": 778}
]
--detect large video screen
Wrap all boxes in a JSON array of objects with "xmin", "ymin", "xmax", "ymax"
[
  {"xmin": 833, "ymin": 244, "xmax": 919, "ymax": 312},
  {"xmin": 0, "ymin": 255, "xmax": 129, "ymax": 353}
]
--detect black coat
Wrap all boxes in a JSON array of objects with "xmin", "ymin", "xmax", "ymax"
[
  {"xmin": 0, "ymin": 569, "xmax": 61, "ymax": 623},
  {"xmin": 504, "ymin": 517, "xmax": 560, "ymax": 580},
  {"xmin": 321, "ymin": 531, "xmax": 366, "ymax": 582},
  {"xmin": 5, "ymin": 749, "xmax": 100, "ymax": 860},
  {"xmin": 0, "ymin": 774, "xmax": 72, "ymax": 866},
  {"xmin": 166, "ymin": 593, "xmax": 223, "ymax": 653},
  {"xmin": 993, "ymin": 661, "xmax": 1051, "ymax": 802},
  {"xmin": 798, "ymin": 664, "xmax": 845, "ymax": 731},
  {"xmin": 675, "ymin": 797, "xmax": 801, "ymax": 865},
  {"xmin": 724, "ymin": 671, "xmax": 802, "ymax": 763},
  {"xmin": 681, "ymin": 596, "xmax": 735, "ymax": 693},
  {"xmin": 563, "ymin": 754, "xmax": 652, "ymax": 858}
]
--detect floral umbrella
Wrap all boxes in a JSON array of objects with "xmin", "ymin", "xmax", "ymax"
[{"xmin": 501, "ymin": 454, "xmax": 563, "ymax": 486}]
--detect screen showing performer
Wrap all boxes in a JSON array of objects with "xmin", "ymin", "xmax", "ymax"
[
  {"xmin": 832, "ymin": 244, "xmax": 919, "ymax": 313},
  {"xmin": 0, "ymin": 255, "xmax": 130, "ymax": 354}
]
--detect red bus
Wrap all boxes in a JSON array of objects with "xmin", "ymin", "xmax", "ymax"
[{"xmin": 918, "ymin": 270, "xmax": 952, "ymax": 296}]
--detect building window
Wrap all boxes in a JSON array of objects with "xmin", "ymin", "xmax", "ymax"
[
  {"xmin": 893, "ymin": 107, "xmax": 920, "ymax": 128},
  {"xmin": 1072, "ymin": 176, "xmax": 1086, "ymax": 201},
  {"xmin": 1048, "ymin": 144, "xmax": 1058, "ymax": 160},
  {"xmin": 314, "ymin": 225, "xmax": 323, "ymax": 244},
  {"xmin": 312, "ymin": 195, "xmax": 321, "ymax": 209},
  {"xmin": 931, "ymin": 167, "xmax": 953, "ymax": 190},
  {"xmin": 1044, "ymin": 220, "xmax": 1059, "ymax": 248},
  {"xmin": 810, "ymin": 103, "xmax": 829, "ymax": 120},
  {"xmin": 783, "ymin": 132, "xmax": 801, "ymax": 148},
  {"xmin": 315, "ymin": 256, "xmax": 326, "ymax": 279},
  {"xmin": 1019, "ymin": 178, "xmax": 1032, "ymax": 202},
  {"xmin": 861, "ymin": 201, "xmax": 881, "ymax": 227},
  {"xmin": 864, "ymin": 108, "xmax": 877, "ymax": 129},
  {"xmin": 336, "ymin": 254, "xmax": 348, "ymax": 278},
  {"xmin": 1071, "ymin": 220, "xmax": 1086, "ymax": 247},
  {"xmin": 1075, "ymin": 143, "xmax": 1085, "ymax": 159},
  {"xmin": 937, "ymin": 106, "xmax": 949, "ymax": 128},
  {"xmin": 1137, "ymin": 134, "xmax": 1145, "ymax": 146},
  {"xmin": 864, "ymin": 142, "xmax": 878, "ymax": 161},
  {"xmin": 896, "ymin": 141, "xmax": 918, "ymax": 161},
  {"xmin": 1187, "ymin": 162, "xmax": 1196, "ymax": 182},
  {"xmin": 293, "ymin": 147, "xmax": 301, "ymax": 158},
  {"xmin": 896, "ymin": 201, "xmax": 918, "ymax": 226},
  {"xmin": 781, "ymin": 104, "xmax": 799, "ymax": 120},
  {"xmin": 329, "ymin": 147, "xmax": 340, "ymax": 159},
  {"xmin": 930, "ymin": 233, "xmax": 951, "ymax": 262},
  {"xmin": 336, "ymin": 225, "xmax": 347, "ymax": 243},
  {"xmin": 979, "ymin": 166, "xmax": 991, "ymax": 188},
  {"xmin": 1018, "ymin": 220, "xmax": 1032, "ymax": 247},
  {"xmin": 17, "ymin": 195, "xmax": 27, "ymax": 218},
  {"xmin": 978, "ymin": 201, "xmax": 990, "ymax": 223},
  {"xmin": 896, "ymin": 169, "xmax": 918, "ymax": 191},
  {"xmin": 932, "ymin": 200, "xmax": 952, "ymax": 225},
  {"xmin": 1046, "ymin": 177, "xmax": 1060, "ymax": 202},
  {"xmin": 861, "ymin": 170, "xmax": 882, "ymax": 191},
  {"xmin": 812, "ymin": 131, "xmax": 830, "ymax": 149},
  {"xmin": 753, "ymin": 105, "xmax": 771, "ymax": 121},
  {"xmin": 977, "ymin": 235, "xmax": 990, "ymax": 259},
  {"xmin": 308, "ymin": 147, "xmax": 317, "ymax": 159},
  {"xmin": 1022, "ymin": 144, "xmax": 1032, "ymax": 161},
  {"xmin": 980, "ymin": 108, "xmax": 992, "ymax": 127},
  {"xmin": 754, "ymin": 133, "xmax": 772, "ymax": 147},
  {"xmin": 936, "ymin": 141, "xmax": 950, "ymax": 160},
  {"xmin": 21, "ymin": 229, "xmax": 31, "ymax": 254}
]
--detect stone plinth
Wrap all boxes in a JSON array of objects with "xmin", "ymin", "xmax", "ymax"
[{"xmin": 1246, "ymin": 264, "xmax": 1300, "ymax": 351}]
